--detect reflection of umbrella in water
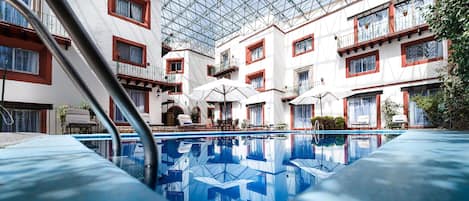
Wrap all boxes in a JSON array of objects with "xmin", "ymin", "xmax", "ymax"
[
  {"xmin": 290, "ymin": 159, "xmax": 345, "ymax": 179},
  {"xmin": 190, "ymin": 163, "xmax": 259, "ymax": 189}
]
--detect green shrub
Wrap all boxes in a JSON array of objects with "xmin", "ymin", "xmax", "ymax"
[{"xmin": 311, "ymin": 116, "xmax": 346, "ymax": 130}]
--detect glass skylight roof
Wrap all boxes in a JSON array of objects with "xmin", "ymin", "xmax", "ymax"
[{"xmin": 162, "ymin": 0, "xmax": 356, "ymax": 56}]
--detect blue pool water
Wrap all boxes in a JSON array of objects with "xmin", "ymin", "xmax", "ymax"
[{"xmin": 81, "ymin": 132, "xmax": 399, "ymax": 201}]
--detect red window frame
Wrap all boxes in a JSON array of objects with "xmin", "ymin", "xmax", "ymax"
[
  {"xmin": 109, "ymin": 86, "xmax": 150, "ymax": 125},
  {"xmin": 246, "ymin": 103, "xmax": 265, "ymax": 126},
  {"xmin": 245, "ymin": 69, "xmax": 266, "ymax": 92},
  {"xmin": 290, "ymin": 104, "xmax": 314, "ymax": 130},
  {"xmin": 108, "ymin": 0, "xmax": 151, "ymax": 29},
  {"xmin": 292, "ymin": 34, "xmax": 314, "ymax": 57},
  {"xmin": 166, "ymin": 58, "xmax": 184, "ymax": 74},
  {"xmin": 168, "ymin": 83, "xmax": 183, "ymax": 95},
  {"xmin": 401, "ymin": 36, "xmax": 444, "ymax": 67},
  {"xmin": 112, "ymin": 36, "xmax": 147, "ymax": 67},
  {"xmin": 245, "ymin": 39, "xmax": 265, "ymax": 65},
  {"xmin": 0, "ymin": 34, "xmax": 52, "ymax": 85},
  {"xmin": 345, "ymin": 50, "xmax": 380, "ymax": 78}
]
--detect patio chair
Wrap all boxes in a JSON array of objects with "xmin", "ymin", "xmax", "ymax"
[
  {"xmin": 351, "ymin": 115, "xmax": 370, "ymax": 129},
  {"xmin": 177, "ymin": 114, "xmax": 205, "ymax": 130},
  {"xmin": 65, "ymin": 108, "xmax": 97, "ymax": 134},
  {"xmin": 141, "ymin": 113, "xmax": 164, "ymax": 130},
  {"xmin": 391, "ymin": 115, "xmax": 408, "ymax": 129}
]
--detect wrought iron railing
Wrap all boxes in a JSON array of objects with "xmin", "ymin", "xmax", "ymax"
[
  {"xmin": 394, "ymin": 12, "xmax": 426, "ymax": 32},
  {"xmin": 336, "ymin": 12, "xmax": 427, "ymax": 49},
  {"xmin": 0, "ymin": 10, "xmax": 68, "ymax": 37},
  {"xmin": 283, "ymin": 81, "xmax": 321, "ymax": 97},
  {"xmin": 209, "ymin": 58, "xmax": 240, "ymax": 76},
  {"xmin": 115, "ymin": 62, "xmax": 178, "ymax": 83}
]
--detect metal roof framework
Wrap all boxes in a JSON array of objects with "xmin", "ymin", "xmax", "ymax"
[{"xmin": 162, "ymin": 0, "xmax": 356, "ymax": 56}]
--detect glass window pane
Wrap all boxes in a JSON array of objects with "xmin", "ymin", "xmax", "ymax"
[
  {"xmin": 0, "ymin": 46, "xmax": 13, "ymax": 70},
  {"xmin": 14, "ymin": 48, "xmax": 39, "ymax": 74},
  {"xmin": 130, "ymin": 2, "xmax": 143, "ymax": 22},
  {"xmin": 116, "ymin": 0, "xmax": 130, "ymax": 17}
]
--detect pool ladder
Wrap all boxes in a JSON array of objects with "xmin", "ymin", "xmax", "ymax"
[
  {"xmin": 311, "ymin": 119, "xmax": 324, "ymax": 144},
  {"xmin": 5, "ymin": 0, "xmax": 158, "ymax": 188}
]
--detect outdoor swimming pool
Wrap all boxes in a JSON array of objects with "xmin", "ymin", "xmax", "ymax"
[{"xmin": 79, "ymin": 132, "xmax": 400, "ymax": 201}]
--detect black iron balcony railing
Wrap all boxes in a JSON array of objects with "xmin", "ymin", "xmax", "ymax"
[{"xmin": 115, "ymin": 62, "xmax": 178, "ymax": 83}]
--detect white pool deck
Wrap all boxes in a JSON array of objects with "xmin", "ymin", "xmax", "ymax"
[
  {"xmin": 0, "ymin": 135, "xmax": 164, "ymax": 201},
  {"xmin": 296, "ymin": 130, "xmax": 469, "ymax": 201}
]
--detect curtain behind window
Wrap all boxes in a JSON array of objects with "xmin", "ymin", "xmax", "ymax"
[
  {"xmin": 116, "ymin": 0, "xmax": 130, "ymax": 17},
  {"xmin": 347, "ymin": 95, "xmax": 377, "ymax": 127},
  {"xmin": 249, "ymin": 104, "xmax": 262, "ymax": 126},
  {"xmin": 294, "ymin": 105, "xmax": 312, "ymax": 129},
  {"xmin": 298, "ymin": 71, "xmax": 309, "ymax": 94},
  {"xmin": 251, "ymin": 76, "xmax": 263, "ymax": 89},
  {"xmin": 0, "ymin": 0, "xmax": 29, "ymax": 27},
  {"xmin": 0, "ymin": 46, "xmax": 39, "ymax": 74},
  {"xmin": 1, "ymin": 109, "xmax": 40, "ymax": 132},
  {"xmin": 114, "ymin": 88, "xmax": 146, "ymax": 122},
  {"xmin": 130, "ymin": 2, "xmax": 143, "ymax": 22},
  {"xmin": 292, "ymin": 134, "xmax": 314, "ymax": 159},
  {"xmin": 349, "ymin": 55, "xmax": 375, "ymax": 74},
  {"xmin": 251, "ymin": 46, "xmax": 263, "ymax": 61}
]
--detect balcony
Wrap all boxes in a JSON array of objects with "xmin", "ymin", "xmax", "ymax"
[
  {"xmin": 281, "ymin": 81, "xmax": 321, "ymax": 102},
  {"xmin": 115, "ymin": 62, "xmax": 178, "ymax": 87},
  {"xmin": 335, "ymin": 11, "xmax": 428, "ymax": 56},
  {"xmin": 209, "ymin": 58, "xmax": 240, "ymax": 78},
  {"xmin": 0, "ymin": 10, "xmax": 70, "ymax": 46}
]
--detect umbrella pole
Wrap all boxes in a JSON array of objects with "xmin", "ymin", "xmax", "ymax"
[
  {"xmin": 223, "ymin": 85, "xmax": 227, "ymax": 131},
  {"xmin": 319, "ymin": 96, "xmax": 323, "ymax": 116}
]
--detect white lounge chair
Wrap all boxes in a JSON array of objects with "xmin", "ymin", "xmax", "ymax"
[
  {"xmin": 351, "ymin": 115, "xmax": 370, "ymax": 128},
  {"xmin": 392, "ymin": 115, "xmax": 408, "ymax": 129},
  {"xmin": 177, "ymin": 114, "xmax": 205, "ymax": 129},
  {"xmin": 65, "ymin": 108, "xmax": 96, "ymax": 133}
]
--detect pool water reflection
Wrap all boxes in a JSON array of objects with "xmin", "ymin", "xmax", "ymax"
[{"xmin": 83, "ymin": 134, "xmax": 398, "ymax": 201}]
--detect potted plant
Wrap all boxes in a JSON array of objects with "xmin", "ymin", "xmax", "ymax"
[{"xmin": 57, "ymin": 105, "xmax": 69, "ymax": 133}]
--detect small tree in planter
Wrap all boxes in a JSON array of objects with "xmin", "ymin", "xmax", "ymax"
[{"xmin": 382, "ymin": 98, "xmax": 402, "ymax": 129}]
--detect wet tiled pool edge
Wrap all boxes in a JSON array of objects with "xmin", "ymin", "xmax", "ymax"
[{"xmin": 295, "ymin": 130, "xmax": 469, "ymax": 201}]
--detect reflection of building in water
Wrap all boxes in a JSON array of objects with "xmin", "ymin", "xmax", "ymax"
[{"xmin": 81, "ymin": 134, "xmax": 388, "ymax": 201}]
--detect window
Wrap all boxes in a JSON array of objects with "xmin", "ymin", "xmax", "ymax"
[
  {"xmin": 1, "ymin": 109, "xmax": 41, "ymax": 132},
  {"xmin": 291, "ymin": 105, "xmax": 313, "ymax": 129},
  {"xmin": 246, "ymin": 39, "xmax": 265, "ymax": 64},
  {"xmin": 113, "ymin": 36, "xmax": 146, "ymax": 67},
  {"xmin": 291, "ymin": 134, "xmax": 314, "ymax": 159},
  {"xmin": 0, "ymin": 0, "xmax": 29, "ymax": 27},
  {"xmin": 113, "ymin": 88, "xmax": 148, "ymax": 123},
  {"xmin": 108, "ymin": 0, "xmax": 150, "ymax": 29},
  {"xmin": 346, "ymin": 51, "xmax": 379, "ymax": 77},
  {"xmin": 0, "ymin": 46, "xmax": 39, "ymax": 75},
  {"xmin": 220, "ymin": 102, "xmax": 232, "ymax": 120},
  {"xmin": 0, "ymin": 35, "xmax": 52, "ymax": 85},
  {"xmin": 207, "ymin": 65, "xmax": 215, "ymax": 76},
  {"xmin": 357, "ymin": 9, "xmax": 389, "ymax": 42},
  {"xmin": 248, "ymin": 103, "xmax": 263, "ymax": 126},
  {"xmin": 220, "ymin": 50, "xmax": 230, "ymax": 68},
  {"xmin": 246, "ymin": 70, "xmax": 265, "ymax": 91},
  {"xmin": 401, "ymin": 37, "xmax": 443, "ymax": 67},
  {"xmin": 395, "ymin": 0, "xmax": 432, "ymax": 31},
  {"xmin": 347, "ymin": 94, "xmax": 378, "ymax": 128},
  {"xmin": 247, "ymin": 138, "xmax": 264, "ymax": 160},
  {"xmin": 168, "ymin": 83, "xmax": 182, "ymax": 95},
  {"xmin": 166, "ymin": 58, "xmax": 184, "ymax": 74},
  {"xmin": 407, "ymin": 87, "xmax": 438, "ymax": 127},
  {"xmin": 297, "ymin": 71, "xmax": 309, "ymax": 94},
  {"xmin": 293, "ymin": 34, "xmax": 314, "ymax": 56}
]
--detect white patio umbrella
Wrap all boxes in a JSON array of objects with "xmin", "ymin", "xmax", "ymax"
[
  {"xmin": 190, "ymin": 78, "xmax": 259, "ymax": 121},
  {"xmin": 290, "ymin": 85, "xmax": 350, "ymax": 116}
]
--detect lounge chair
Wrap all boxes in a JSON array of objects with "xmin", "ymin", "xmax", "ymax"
[
  {"xmin": 391, "ymin": 115, "xmax": 408, "ymax": 129},
  {"xmin": 65, "ymin": 108, "xmax": 97, "ymax": 134},
  {"xmin": 351, "ymin": 115, "xmax": 370, "ymax": 129},
  {"xmin": 177, "ymin": 114, "xmax": 205, "ymax": 130}
]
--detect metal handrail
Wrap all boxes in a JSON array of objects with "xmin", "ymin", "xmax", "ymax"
[
  {"xmin": 4, "ymin": 0, "xmax": 122, "ymax": 157},
  {"xmin": 44, "ymin": 0, "xmax": 157, "ymax": 188},
  {"xmin": 4, "ymin": 0, "xmax": 158, "ymax": 188}
]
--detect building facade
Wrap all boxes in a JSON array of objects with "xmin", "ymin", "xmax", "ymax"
[
  {"xmin": 0, "ymin": 0, "xmax": 172, "ymax": 133},
  {"xmin": 211, "ymin": 0, "xmax": 446, "ymax": 129}
]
